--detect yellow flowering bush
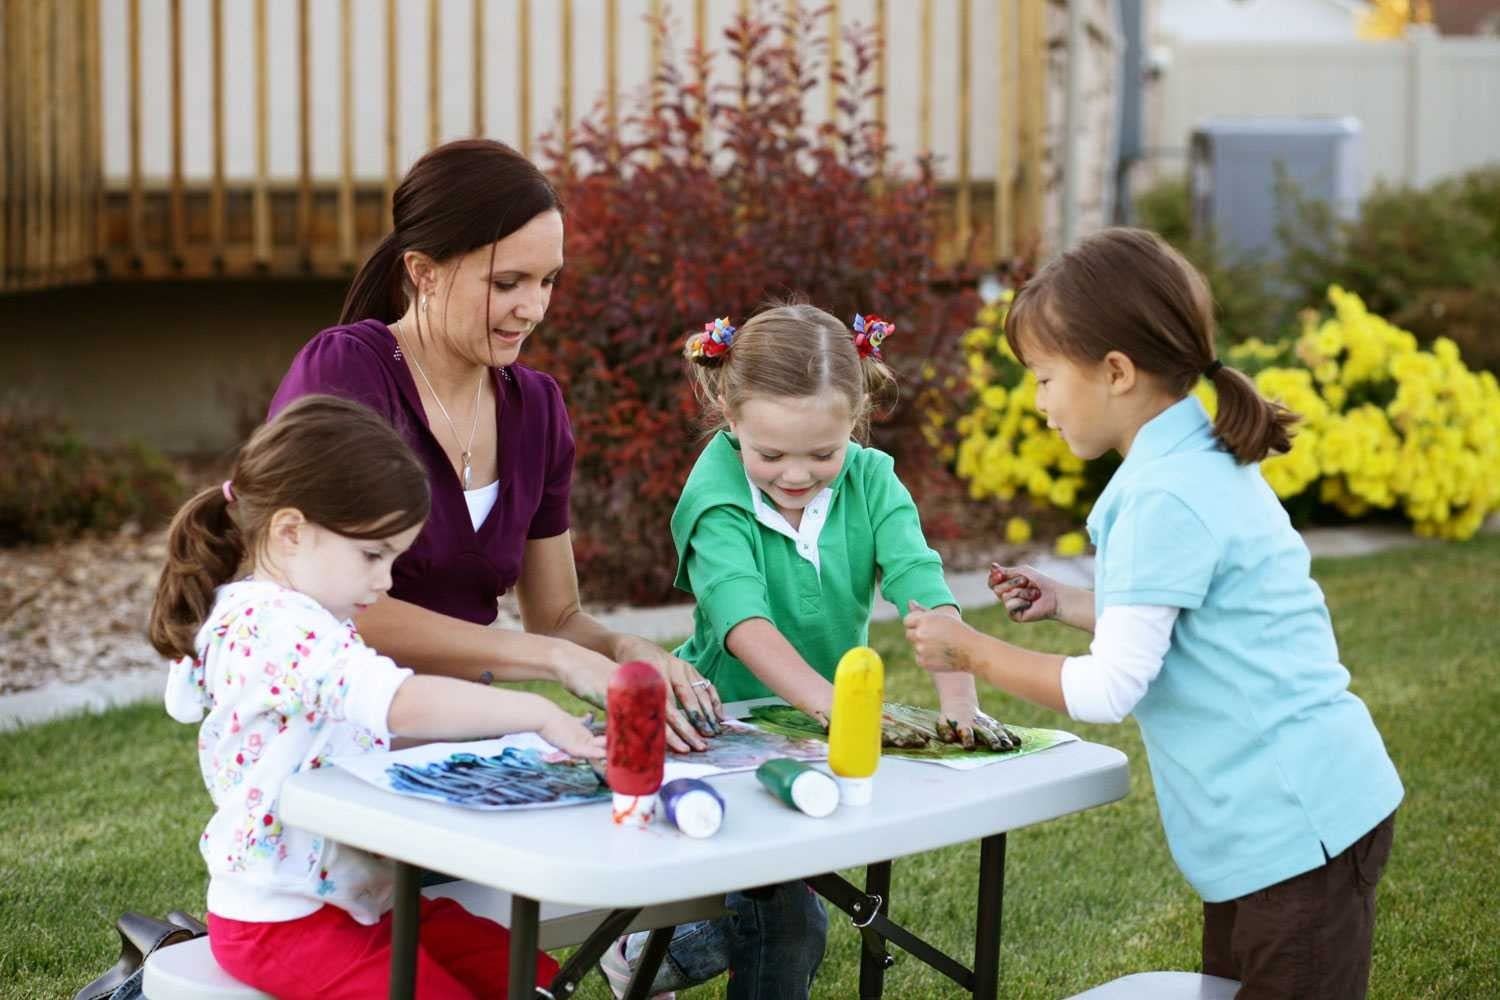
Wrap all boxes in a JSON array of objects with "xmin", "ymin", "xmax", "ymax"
[
  {"xmin": 1263, "ymin": 287, "xmax": 1500, "ymax": 539},
  {"xmin": 939, "ymin": 286, "xmax": 1500, "ymax": 542}
]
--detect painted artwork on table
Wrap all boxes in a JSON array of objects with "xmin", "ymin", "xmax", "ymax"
[
  {"xmin": 331, "ymin": 734, "xmax": 610, "ymax": 812},
  {"xmin": 662, "ymin": 719, "xmax": 826, "ymax": 779},
  {"xmin": 386, "ymin": 746, "xmax": 609, "ymax": 810},
  {"xmin": 745, "ymin": 704, "xmax": 1077, "ymax": 771}
]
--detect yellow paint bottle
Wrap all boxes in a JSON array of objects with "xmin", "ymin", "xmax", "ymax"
[{"xmin": 827, "ymin": 646, "xmax": 884, "ymax": 806}]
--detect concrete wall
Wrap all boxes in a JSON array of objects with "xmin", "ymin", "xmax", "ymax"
[{"xmin": 1, "ymin": 281, "xmax": 345, "ymax": 454}]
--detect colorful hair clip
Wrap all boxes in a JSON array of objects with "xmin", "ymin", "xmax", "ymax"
[
  {"xmin": 685, "ymin": 316, "xmax": 737, "ymax": 367},
  {"xmin": 851, "ymin": 314, "xmax": 894, "ymax": 360}
]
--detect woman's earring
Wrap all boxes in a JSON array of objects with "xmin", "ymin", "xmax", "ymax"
[{"xmin": 420, "ymin": 295, "xmax": 428, "ymax": 313}]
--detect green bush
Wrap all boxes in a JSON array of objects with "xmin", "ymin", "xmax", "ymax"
[
  {"xmin": 0, "ymin": 401, "xmax": 184, "ymax": 547},
  {"xmin": 1278, "ymin": 166, "xmax": 1500, "ymax": 371},
  {"xmin": 1135, "ymin": 166, "xmax": 1500, "ymax": 372}
]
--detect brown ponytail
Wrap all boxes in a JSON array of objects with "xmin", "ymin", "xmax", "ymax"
[
  {"xmin": 148, "ymin": 395, "xmax": 431, "ymax": 661},
  {"xmin": 148, "ymin": 486, "xmax": 244, "ymax": 661},
  {"xmin": 1004, "ymin": 227, "xmax": 1297, "ymax": 464},
  {"xmin": 339, "ymin": 231, "xmax": 406, "ymax": 325},
  {"xmin": 1204, "ymin": 363, "xmax": 1296, "ymax": 463}
]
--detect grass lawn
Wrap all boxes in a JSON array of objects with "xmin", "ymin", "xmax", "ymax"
[{"xmin": 2, "ymin": 536, "xmax": 1497, "ymax": 998}]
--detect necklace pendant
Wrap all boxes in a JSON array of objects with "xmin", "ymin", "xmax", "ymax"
[{"xmin": 461, "ymin": 452, "xmax": 472, "ymax": 490}]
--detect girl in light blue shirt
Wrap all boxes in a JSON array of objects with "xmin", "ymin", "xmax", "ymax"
[{"xmin": 906, "ymin": 228, "xmax": 1402, "ymax": 999}]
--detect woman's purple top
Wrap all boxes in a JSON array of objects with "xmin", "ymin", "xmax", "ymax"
[{"xmin": 268, "ymin": 319, "xmax": 575, "ymax": 625}]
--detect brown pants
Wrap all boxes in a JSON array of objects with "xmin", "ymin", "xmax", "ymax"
[{"xmin": 1202, "ymin": 812, "xmax": 1396, "ymax": 1000}]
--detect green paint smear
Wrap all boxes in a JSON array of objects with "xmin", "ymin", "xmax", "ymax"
[{"xmin": 746, "ymin": 704, "xmax": 1074, "ymax": 761}]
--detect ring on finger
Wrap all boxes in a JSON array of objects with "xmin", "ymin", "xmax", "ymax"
[{"xmin": 690, "ymin": 679, "xmax": 711, "ymax": 688}]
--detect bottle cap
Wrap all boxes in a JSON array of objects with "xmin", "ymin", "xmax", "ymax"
[
  {"xmin": 661, "ymin": 778, "xmax": 725, "ymax": 838},
  {"xmin": 791, "ymin": 770, "xmax": 840, "ymax": 818},
  {"xmin": 834, "ymin": 774, "xmax": 873, "ymax": 806},
  {"xmin": 611, "ymin": 791, "xmax": 659, "ymax": 828}
]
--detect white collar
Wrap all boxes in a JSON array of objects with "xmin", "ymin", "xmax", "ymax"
[{"xmin": 744, "ymin": 469, "xmax": 833, "ymax": 574}]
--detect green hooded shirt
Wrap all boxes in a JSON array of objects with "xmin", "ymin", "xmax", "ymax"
[{"xmin": 670, "ymin": 431, "xmax": 957, "ymax": 702}]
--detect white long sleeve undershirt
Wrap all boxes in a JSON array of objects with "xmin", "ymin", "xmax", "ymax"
[{"xmin": 1059, "ymin": 604, "xmax": 1180, "ymax": 724}]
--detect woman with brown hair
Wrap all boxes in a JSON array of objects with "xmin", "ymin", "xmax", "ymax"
[{"xmin": 268, "ymin": 139, "xmax": 722, "ymax": 752}]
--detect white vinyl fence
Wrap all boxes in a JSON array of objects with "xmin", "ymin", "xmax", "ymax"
[{"xmin": 1151, "ymin": 25, "xmax": 1500, "ymax": 193}]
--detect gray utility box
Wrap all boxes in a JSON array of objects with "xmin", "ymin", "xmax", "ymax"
[{"xmin": 1189, "ymin": 117, "xmax": 1363, "ymax": 261}]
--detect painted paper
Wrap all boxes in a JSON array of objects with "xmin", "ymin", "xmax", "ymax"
[{"xmin": 746, "ymin": 705, "xmax": 1077, "ymax": 770}]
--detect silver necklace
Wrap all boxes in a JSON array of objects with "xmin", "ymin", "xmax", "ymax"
[{"xmin": 394, "ymin": 319, "xmax": 485, "ymax": 489}]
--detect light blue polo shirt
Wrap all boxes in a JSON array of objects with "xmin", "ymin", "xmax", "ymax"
[{"xmin": 1087, "ymin": 396, "xmax": 1403, "ymax": 903}]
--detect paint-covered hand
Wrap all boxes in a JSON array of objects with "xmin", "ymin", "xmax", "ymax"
[
  {"xmin": 879, "ymin": 702, "xmax": 942, "ymax": 748},
  {"xmin": 540, "ymin": 711, "xmax": 607, "ymax": 760},
  {"xmin": 934, "ymin": 680, "xmax": 982, "ymax": 750},
  {"xmin": 988, "ymin": 563, "xmax": 1061, "ymax": 623},
  {"xmin": 969, "ymin": 709, "xmax": 1022, "ymax": 752},
  {"xmin": 613, "ymin": 635, "xmax": 726, "ymax": 750},
  {"xmin": 904, "ymin": 601, "xmax": 983, "ymax": 675}
]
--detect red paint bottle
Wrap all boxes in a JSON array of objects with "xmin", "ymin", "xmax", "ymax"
[{"xmin": 606, "ymin": 661, "xmax": 666, "ymax": 827}]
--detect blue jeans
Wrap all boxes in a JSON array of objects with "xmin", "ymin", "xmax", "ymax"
[{"xmin": 624, "ymin": 881, "xmax": 828, "ymax": 999}]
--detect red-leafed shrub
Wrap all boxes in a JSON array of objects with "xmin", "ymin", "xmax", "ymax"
[{"xmin": 534, "ymin": 6, "xmax": 976, "ymax": 603}]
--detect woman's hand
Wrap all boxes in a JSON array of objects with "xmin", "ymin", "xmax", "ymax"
[
  {"xmin": 904, "ymin": 601, "xmax": 985, "ymax": 675},
  {"xmin": 539, "ymin": 711, "xmax": 607, "ymax": 759},
  {"xmin": 613, "ymin": 635, "xmax": 726, "ymax": 750},
  {"xmin": 989, "ymin": 563, "xmax": 1061, "ymax": 623},
  {"xmin": 552, "ymin": 639, "xmax": 723, "ymax": 753}
]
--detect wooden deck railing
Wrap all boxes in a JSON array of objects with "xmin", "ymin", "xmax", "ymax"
[{"xmin": 1, "ymin": 0, "xmax": 1049, "ymax": 293}]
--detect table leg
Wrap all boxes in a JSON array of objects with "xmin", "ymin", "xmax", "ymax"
[
  {"xmin": 508, "ymin": 894, "xmax": 540, "ymax": 999},
  {"xmin": 621, "ymin": 925, "xmax": 673, "ymax": 1000},
  {"xmin": 972, "ymin": 833, "xmax": 1007, "ymax": 999},
  {"xmin": 858, "ymin": 860, "xmax": 893, "ymax": 999},
  {"xmin": 389, "ymin": 862, "xmax": 421, "ymax": 1000}
]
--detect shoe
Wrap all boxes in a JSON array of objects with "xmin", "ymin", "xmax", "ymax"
[
  {"xmin": 73, "ymin": 913, "xmax": 197, "ymax": 1000},
  {"xmin": 597, "ymin": 934, "xmax": 676, "ymax": 1000}
]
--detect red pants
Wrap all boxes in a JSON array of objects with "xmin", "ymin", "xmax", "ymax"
[{"xmin": 208, "ymin": 897, "xmax": 559, "ymax": 1000}]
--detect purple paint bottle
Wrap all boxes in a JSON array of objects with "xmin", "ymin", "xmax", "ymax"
[{"xmin": 660, "ymin": 778, "xmax": 725, "ymax": 838}]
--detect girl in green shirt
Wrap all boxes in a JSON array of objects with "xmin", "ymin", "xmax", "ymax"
[
  {"xmin": 672, "ymin": 304, "xmax": 994, "ymax": 737},
  {"xmin": 601, "ymin": 302, "xmax": 1007, "ymax": 1000}
]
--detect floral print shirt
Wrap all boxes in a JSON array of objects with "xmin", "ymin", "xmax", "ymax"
[{"xmin": 165, "ymin": 580, "xmax": 412, "ymax": 925}]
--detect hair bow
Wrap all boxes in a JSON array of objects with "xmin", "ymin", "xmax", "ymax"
[
  {"xmin": 851, "ymin": 313, "xmax": 894, "ymax": 360},
  {"xmin": 685, "ymin": 317, "xmax": 737, "ymax": 367}
]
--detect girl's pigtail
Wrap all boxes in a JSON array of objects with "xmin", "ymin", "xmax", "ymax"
[
  {"xmin": 1207, "ymin": 363, "xmax": 1298, "ymax": 464},
  {"xmin": 855, "ymin": 353, "xmax": 900, "ymax": 442},
  {"xmin": 683, "ymin": 318, "xmax": 735, "ymax": 423},
  {"xmin": 148, "ymin": 486, "xmax": 246, "ymax": 661},
  {"xmin": 339, "ymin": 230, "xmax": 405, "ymax": 324},
  {"xmin": 850, "ymin": 314, "xmax": 899, "ymax": 441}
]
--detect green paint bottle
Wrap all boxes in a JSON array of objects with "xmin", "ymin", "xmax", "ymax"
[{"xmin": 755, "ymin": 758, "xmax": 838, "ymax": 818}]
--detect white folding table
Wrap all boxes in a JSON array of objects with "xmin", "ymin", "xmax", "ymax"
[{"xmin": 280, "ymin": 701, "xmax": 1129, "ymax": 999}]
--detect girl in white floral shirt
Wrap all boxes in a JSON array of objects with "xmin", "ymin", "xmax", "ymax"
[{"xmin": 150, "ymin": 394, "xmax": 603, "ymax": 1000}]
